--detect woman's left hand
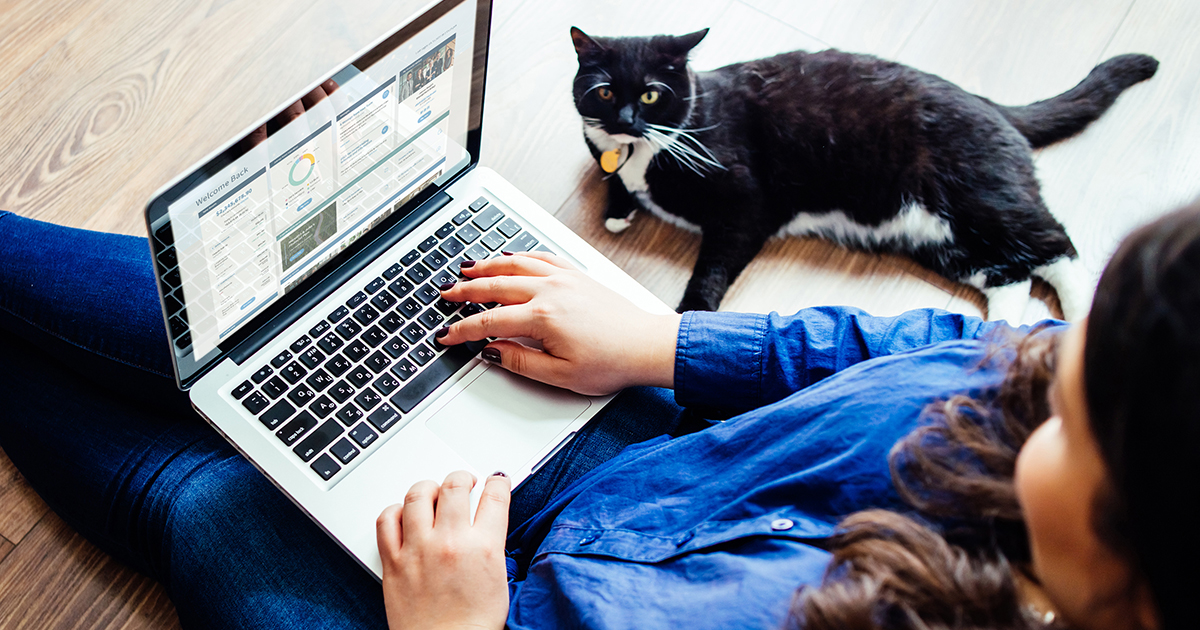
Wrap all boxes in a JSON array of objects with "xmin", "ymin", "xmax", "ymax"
[{"xmin": 376, "ymin": 471, "xmax": 511, "ymax": 630}]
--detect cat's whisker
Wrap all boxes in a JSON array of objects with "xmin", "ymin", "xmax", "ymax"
[
  {"xmin": 647, "ymin": 129, "xmax": 711, "ymax": 176},
  {"xmin": 646, "ymin": 124, "xmax": 727, "ymax": 172},
  {"xmin": 647, "ymin": 81, "xmax": 676, "ymax": 97}
]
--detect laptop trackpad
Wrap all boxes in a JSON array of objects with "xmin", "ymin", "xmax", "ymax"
[{"xmin": 425, "ymin": 366, "xmax": 591, "ymax": 475}]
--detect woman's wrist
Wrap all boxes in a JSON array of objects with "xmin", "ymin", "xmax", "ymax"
[{"xmin": 633, "ymin": 312, "xmax": 682, "ymax": 390}]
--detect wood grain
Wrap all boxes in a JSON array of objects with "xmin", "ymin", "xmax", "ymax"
[
  {"xmin": 0, "ymin": 448, "xmax": 49, "ymax": 544},
  {"xmin": 736, "ymin": 0, "xmax": 939, "ymax": 57},
  {"xmin": 0, "ymin": 513, "xmax": 180, "ymax": 630},
  {"xmin": 0, "ymin": 0, "xmax": 110, "ymax": 93}
]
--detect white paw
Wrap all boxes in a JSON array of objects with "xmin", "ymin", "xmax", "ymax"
[
  {"xmin": 982, "ymin": 280, "xmax": 1033, "ymax": 324},
  {"xmin": 605, "ymin": 217, "xmax": 633, "ymax": 233}
]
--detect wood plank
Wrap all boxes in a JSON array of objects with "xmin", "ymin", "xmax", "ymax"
[
  {"xmin": 0, "ymin": 513, "xmax": 180, "ymax": 630},
  {"xmin": 1035, "ymin": 0, "xmax": 1200, "ymax": 288},
  {"xmin": 0, "ymin": 538, "xmax": 12, "ymax": 565},
  {"xmin": 0, "ymin": 448, "xmax": 49, "ymax": 544},
  {"xmin": 736, "ymin": 0, "xmax": 938, "ymax": 57},
  {"xmin": 0, "ymin": 0, "xmax": 108, "ymax": 93}
]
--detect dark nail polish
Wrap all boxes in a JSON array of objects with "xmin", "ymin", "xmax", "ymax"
[
  {"xmin": 459, "ymin": 259, "xmax": 476, "ymax": 268},
  {"xmin": 438, "ymin": 281, "xmax": 455, "ymax": 291},
  {"xmin": 435, "ymin": 326, "xmax": 450, "ymax": 338},
  {"xmin": 501, "ymin": 250, "xmax": 514, "ymax": 256},
  {"xmin": 491, "ymin": 470, "xmax": 507, "ymax": 478},
  {"xmin": 481, "ymin": 347, "xmax": 501, "ymax": 363}
]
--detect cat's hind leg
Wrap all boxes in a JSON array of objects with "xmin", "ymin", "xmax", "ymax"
[
  {"xmin": 1033, "ymin": 256, "xmax": 1093, "ymax": 321},
  {"xmin": 982, "ymin": 279, "xmax": 1033, "ymax": 324}
]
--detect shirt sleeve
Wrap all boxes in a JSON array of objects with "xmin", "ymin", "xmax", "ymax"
[{"xmin": 673, "ymin": 306, "xmax": 1016, "ymax": 413}]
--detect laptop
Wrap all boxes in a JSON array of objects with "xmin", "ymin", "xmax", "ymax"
[{"xmin": 144, "ymin": 0, "xmax": 668, "ymax": 579}]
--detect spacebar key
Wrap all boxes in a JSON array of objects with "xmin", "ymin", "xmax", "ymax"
[{"xmin": 389, "ymin": 342, "xmax": 485, "ymax": 413}]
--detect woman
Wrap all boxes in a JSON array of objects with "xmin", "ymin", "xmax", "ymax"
[{"xmin": 0, "ymin": 200, "xmax": 1189, "ymax": 630}]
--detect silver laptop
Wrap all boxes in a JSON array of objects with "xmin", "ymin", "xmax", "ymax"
[{"xmin": 144, "ymin": 0, "xmax": 668, "ymax": 579}]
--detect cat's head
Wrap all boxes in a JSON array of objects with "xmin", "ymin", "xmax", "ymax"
[{"xmin": 571, "ymin": 27, "xmax": 708, "ymax": 143}]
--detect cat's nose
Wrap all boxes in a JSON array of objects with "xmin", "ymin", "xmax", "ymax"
[{"xmin": 618, "ymin": 104, "xmax": 635, "ymax": 125}]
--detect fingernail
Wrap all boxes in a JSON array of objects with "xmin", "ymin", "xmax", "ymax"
[
  {"xmin": 459, "ymin": 259, "xmax": 476, "ymax": 268},
  {"xmin": 435, "ymin": 326, "xmax": 450, "ymax": 338},
  {"xmin": 491, "ymin": 470, "xmax": 507, "ymax": 478},
  {"xmin": 501, "ymin": 250, "xmax": 514, "ymax": 256},
  {"xmin": 481, "ymin": 347, "xmax": 501, "ymax": 363},
  {"xmin": 438, "ymin": 281, "xmax": 455, "ymax": 291}
]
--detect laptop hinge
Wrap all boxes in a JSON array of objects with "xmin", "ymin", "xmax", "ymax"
[{"xmin": 228, "ymin": 191, "xmax": 453, "ymax": 365}]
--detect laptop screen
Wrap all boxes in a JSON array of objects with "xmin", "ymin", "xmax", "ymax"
[{"xmin": 146, "ymin": 0, "xmax": 490, "ymax": 387}]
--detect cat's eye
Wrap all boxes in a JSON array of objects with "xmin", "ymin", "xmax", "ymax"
[
  {"xmin": 597, "ymin": 87, "xmax": 614, "ymax": 101},
  {"xmin": 640, "ymin": 90, "xmax": 660, "ymax": 105}
]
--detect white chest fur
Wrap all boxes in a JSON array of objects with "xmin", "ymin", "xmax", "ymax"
[{"xmin": 586, "ymin": 126, "xmax": 701, "ymax": 233}]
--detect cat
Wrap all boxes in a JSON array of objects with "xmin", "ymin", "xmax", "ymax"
[{"xmin": 570, "ymin": 27, "xmax": 1158, "ymax": 320}]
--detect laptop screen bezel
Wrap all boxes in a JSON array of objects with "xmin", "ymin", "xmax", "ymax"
[{"xmin": 144, "ymin": 0, "xmax": 493, "ymax": 390}]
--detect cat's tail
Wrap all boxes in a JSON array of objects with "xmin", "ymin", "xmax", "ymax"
[{"xmin": 992, "ymin": 54, "xmax": 1158, "ymax": 149}]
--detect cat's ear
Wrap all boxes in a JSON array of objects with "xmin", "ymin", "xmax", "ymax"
[
  {"xmin": 570, "ymin": 27, "xmax": 604, "ymax": 60},
  {"xmin": 670, "ymin": 28, "xmax": 709, "ymax": 57}
]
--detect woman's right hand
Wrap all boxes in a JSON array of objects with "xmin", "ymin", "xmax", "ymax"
[{"xmin": 436, "ymin": 252, "xmax": 681, "ymax": 396}]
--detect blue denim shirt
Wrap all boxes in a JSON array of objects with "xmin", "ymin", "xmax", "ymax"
[{"xmin": 504, "ymin": 307, "xmax": 1047, "ymax": 629}]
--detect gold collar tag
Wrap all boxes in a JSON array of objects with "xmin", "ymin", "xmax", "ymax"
[{"xmin": 600, "ymin": 147, "xmax": 624, "ymax": 173}]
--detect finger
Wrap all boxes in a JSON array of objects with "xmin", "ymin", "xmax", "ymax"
[
  {"xmin": 300, "ymin": 85, "xmax": 328, "ymax": 109},
  {"xmin": 472, "ymin": 472, "xmax": 511, "ymax": 541},
  {"xmin": 477, "ymin": 339, "xmax": 571, "ymax": 387},
  {"xmin": 510, "ymin": 250, "xmax": 577, "ymax": 270},
  {"xmin": 440, "ymin": 277, "xmax": 544, "ymax": 309},
  {"xmin": 401, "ymin": 479, "xmax": 439, "ymax": 542},
  {"xmin": 434, "ymin": 470, "xmax": 476, "ymax": 531},
  {"xmin": 457, "ymin": 254, "xmax": 565, "ymax": 280},
  {"xmin": 438, "ymin": 303, "xmax": 544, "ymax": 345},
  {"xmin": 376, "ymin": 503, "xmax": 405, "ymax": 558}
]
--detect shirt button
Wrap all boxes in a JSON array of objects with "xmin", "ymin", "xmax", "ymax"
[{"xmin": 770, "ymin": 518, "xmax": 794, "ymax": 531}]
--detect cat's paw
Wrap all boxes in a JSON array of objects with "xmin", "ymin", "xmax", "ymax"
[
  {"xmin": 676, "ymin": 294, "xmax": 718, "ymax": 313},
  {"xmin": 605, "ymin": 216, "xmax": 633, "ymax": 233}
]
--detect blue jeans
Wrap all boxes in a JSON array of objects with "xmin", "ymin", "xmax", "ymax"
[{"xmin": 0, "ymin": 211, "xmax": 697, "ymax": 629}]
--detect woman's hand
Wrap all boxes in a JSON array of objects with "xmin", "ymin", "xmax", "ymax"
[
  {"xmin": 437, "ymin": 252, "xmax": 682, "ymax": 396},
  {"xmin": 377, "ymin": 471, "xmax": 511, "ymax": 630}
]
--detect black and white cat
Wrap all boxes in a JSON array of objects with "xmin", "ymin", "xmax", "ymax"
[{"xmin": 570, "ymin": 27, "xmax": 1158, "ymax": 320}]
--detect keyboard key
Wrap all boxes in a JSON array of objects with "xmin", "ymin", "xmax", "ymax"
[
  {"xmin": 330, "ymin": 380, "xmax": 355, "ymax": 403},
  {"xmin": 263, "ymin": 377, "xmax": 288, "ymax": 399},
  {"xmin": 469, "ymin": 196, "xmax": 489, "ymax": 212},
  {"xmin": 281, "ymin": 362, "xmax": 307, "ymax": 384},
  {"xmin": 310, "ymin": 395, "xmax": 337, "ymax": 419},
  {"xmin": 480, "ymin": 231, "xmax": 506, "ymax": 251},
  {"xmin": 390, "ymin": 342, "xmax": 485, "ymax": 413},
  {"xmin": 168, "ymin": 315, "xmax": 188, "ymax": 338},
  {"xmin": 511, "ymin": 232, "xmax": 539, "ymax": 252},
  {"xmin": 271, "ymin": 350, "xmax": 293, "ymax": 368},
  {"xmin": 355, "ymin": 389, "xmax": 383, "ymax": 411},
  {"xmin": 337, "ymin": 404, "xmax": 365, "ymax": 427},
  {"xmin": 259, "ymin": 399, "xmax": 294, "ymax": 429},
  {"xmin": 415, "ymin": 284, "xmax": 440, "ymax": 305},
  {"xmin": 326, "ymin": 354, "xmax": 352, "ymax": 377},
  {"xmin": 294, "ymin": 420, "xmax": 344, "ymax": 462},
  {"xmin": 431, "ymin": 269, "xmax": 456, "ymax": 288},
  {"xmin": 374, "ymin": 373, "xmax": 401, "ymax": 396},
  {"xmin": 309, "ymin": 320, "xmax": 331, "ymax": 338},
  {"xmin": 290, "ymin": 336, "xmax": 312, "ymax": 353},
  {"xmin": 287, "ymin": 384, "xmax": 316, "ymax": 407},
  {"xmin": 242, "ymin": 391, "xmax": 270, "ymax": 415},
  {"xmin": 329, "ymin": 305, "xmax": 350, "ymax": 323},
  {"xmin": 362, "ymin": 325, "xmax": 388, "ymax": 348},
  {"xmin": 422, "ymin": 249, "xmax": 449, "ymax": 270},
  {"xmin": 353, "ymin": 304, "xmax": 380, "ymax": 326},
  {"xmin": 456, "ymin": 224, "xmax": 482, "ymax": 244},
  {"xmin": 406, "ymin": 263, "xmax": 431, "ymax": 284},
  {"xmin": 472, "ymin": 205, "xmax": 504, "ymax": 231},
  {"xmin": 434, "ymin": 222, "xmax": 455, "ymax": 239},
  {"xmin": 347, "ymin": 366, "xmax": 374, "ymax": 389},
  {"xmin": 336, "ymin": 319, "xmax": 362, "ymax": 340},
  {"xmin": 464, "ymin": 243, "xmax": 489, "ymax": 260},
  {"xmin": 232, "ymin": 380, "xmax": 253, "ymax": 399},
  {"xmin": 164, "ymin": 268, "xmax": 181, "ymax": 288},
  {"xmin": 317, "ymin": 332, "xmax": 344, "ymax": 354},
  {"xmin": 390, "ymin": 358, "xmax": 418, "ymax": 382},
  {"xmin": 398, "ymin": 298, "xmax": 422, "ymax": 319},
  {"xmin": 371, "ymin": 290, "xmax": 397, "ymax": 312},
  {"xmin": 365, "ymin": 350, "xmax": 392, "ymax": 374},
  {"xmin": 401, "ymin": 322, "xmax": 426, "ymax": 344},
  {"xmin": 383, "ymin": 263, "xmax": 404, "ymax": 280},
  {"xmin": 330, "ymin": 438, "xmax": 360, "ymax": 464},
  {"xmin": 417, "ymin": 308, "xmax": 445, "ymax": 330},
  {"xmin": 440, "ymin": 236, "xmax": 465, "ymax": 257},
  {"xmin": 435, "ymin": 298, "xmax": 460, "ymax": 316},
  {"xmin": 347, "ymin": 291, "xmax": 368, "ymax": 309},
  {"xmin": 310, "ymin": 454, "xmax": 341, "ymax": 481},
  {"xmin": 451, "ymin": 209, "xmax": 472, "ymax": 225},
  {"xmin": 497, "ymin": 218, "xmax": 522, "ymax": 239},
  {"xmin": 400, "ymin": 249, "xmax": 421, "ymax": 266},
  {"xmin": 349, "ymin": 422, "xmax": 378, "ymax": 448},
  {"xmin": 410, "ymin": 343, "xmax": 436, "ymax": 366},
  {"xmin": 388, "ymin": 278, "xmax": 414, "ymax": 298},
  {"xmin": 276, "ymin": 411, "xmax": 317, "ymax": 446},
  {"xmin": 251, "ymin": 365, "xmax": 273, "ymax": 383},
  {"xmin": 418, "ymin": 235, "xmax": 439, "ymax": 252},
  {"xmin": 383, "ymin": 337, "xmax": 409, "ymax": 358},
  {"xmin": 381, "ymin": 311, "xmax": 405, "ymax": 333},
  {"xmin": 367, "ymin": 403, "xmax": 406, "ymax": 433},
  {"xmin": 344, "ymin": 339, "xmax": 370, "ymax": 362},
  {"xmin": 306, "ymin": 369, "xmax": 334, "ymax": 392},
  {"xmin": 462, "ymin": 303, "xmax": 486, "ymax": 318},
  {"xmin": 300, "ymin": 347, "xmax": 325, "ymax": 369},
  {"xmin": 364, "ymin": 277, "xmax": 387, "ymax": 294}
]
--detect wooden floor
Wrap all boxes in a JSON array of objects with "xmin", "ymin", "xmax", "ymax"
[{"xmin": 2, "ymin": 0, "xmax": 1198, "ymax": 626}]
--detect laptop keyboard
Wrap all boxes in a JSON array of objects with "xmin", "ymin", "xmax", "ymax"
[{"xmin": 230, "ymin": 195, "xmax": 552, "ymax": 482}]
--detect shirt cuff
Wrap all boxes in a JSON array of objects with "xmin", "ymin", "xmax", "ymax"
[{"xmin": 674, "ymin": 311, "xmax": 768, "ymax": 411}]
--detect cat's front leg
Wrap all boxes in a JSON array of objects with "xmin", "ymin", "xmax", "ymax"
[
  {"xmin": 603, "ymin": 176, "xmax": 638, "ymax": 233},
  {"xmin": 677, "ymin": 224, "xmax": 771, "ymax": 312}
]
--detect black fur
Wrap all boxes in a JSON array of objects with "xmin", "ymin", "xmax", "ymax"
[{"xmin": 571, "ymin": 27, "xmax": 1158, "ymax": 314}]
